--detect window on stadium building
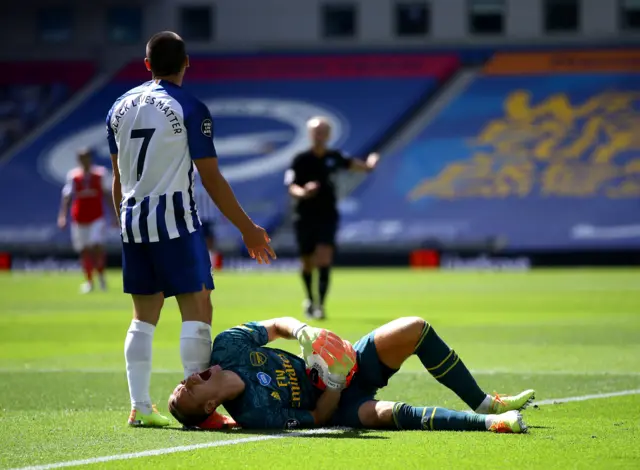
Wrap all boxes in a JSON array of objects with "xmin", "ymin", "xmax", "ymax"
[
  {"xmin": 544, "ymin": 0, "xmax": 580, "ymax": 32},
  {"xmin": 38, "ymin": 7, "xmax": 73, "ymax": 43},
  {"xmin": 621, "ymin": 0, "xmax": 640, "ymax": 30},
  {"xmin": 469, "ymin": 0, "xmax": 505, "ymax": 34},
  {"xmin": 180, "ymin": 6, "xmax": 213, "ymax": 41},
  {"xmin": 395, "ymin": 2, "xmax": 430, "ymax": 36},
  {"xmin": 107, "ymin": 7, "xmax": 143, "ymax": 43},
  {"xmin": 322, "ymin": 3, "xmax": 357, "ymax": 38}
]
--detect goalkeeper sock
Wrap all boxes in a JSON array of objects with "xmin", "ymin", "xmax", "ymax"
[
  {"xmin": 180, "ymin": 321, "xmax": 212, "ymax": 378},
  {"xmin": 392, "ymin": 403, "xmax": 487, "ymax": 431},
  {"xmin": 414, "ymin": 322, "xmax": 487, "ymax": 410},
  {"xmin": 301, "ymin": 270, "xmax": 314, "ymax": 303},
  {"xmin": 318, "ymin": 266, "xmax": 330, "ymax": 306},
  {"xmin": 124, "ymin": 320, "xmax": 155, "ymax": 414}
]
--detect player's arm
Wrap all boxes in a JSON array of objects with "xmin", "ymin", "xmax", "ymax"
[
  {"xmin": 187, "ymin": 103, "xmax": 274, "ymax": 263},
  {"xmin": 285, "ymin": 160, "xmax": 318, "ymax": 199},
  {"xmin": 106, "ymin": 111, "xmax": 121, "ymax": 221},
  {"xmin": 258, "ymin": 317, "xmax": 307, "ymax": 343},
  {"xmin": 310, "ymin": 388, "xmax": 342, "ymax": 426},
  {"xmin": 57, "ymin": 182, "xmax": 72, "ymax": 229},
  {"xmin": 110, "ymin": 154, "xmax": 122, "ymax": 220},
  {"xmin": 348, "ymin": 152, "xmax": 379, "ymax": 172},
  {"xmin": 194, "ymin": 157, "xmax": 254, "ymax": 233}
]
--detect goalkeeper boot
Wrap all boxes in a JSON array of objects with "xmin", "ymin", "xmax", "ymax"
[
  {"xmin": 128, "ymin": 405, "xmax": 171, "ymax": 427},
  {"xmin": 487, "ymin": 389, "xmax": 536, "ymax": 414},
  {"xmin": 487, "ymin": 411, "xmax": 528, "ymax": 433}
]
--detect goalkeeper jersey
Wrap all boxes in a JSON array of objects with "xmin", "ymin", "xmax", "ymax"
[{"xmin": 210, "ymin": 322, "xmax": 321, "ymax": 430}]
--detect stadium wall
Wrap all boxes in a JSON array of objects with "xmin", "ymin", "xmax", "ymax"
[{"xmin": 1, "ymin": 0, "xmax": 638, "ymax": 63}]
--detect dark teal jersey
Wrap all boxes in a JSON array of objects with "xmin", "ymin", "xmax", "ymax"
[{"xmin": 210, "ymin": 322, "xmax": 321, "ymax": 430}]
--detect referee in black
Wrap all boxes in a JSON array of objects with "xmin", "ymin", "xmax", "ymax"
[{"xmin": 284, "ymin": 116, "xmax": 379, "ymax": 320}]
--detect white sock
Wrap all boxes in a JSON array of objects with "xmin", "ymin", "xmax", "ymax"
[
  {"xmin": 485, "ymin": 414, "xmax": 498, "ymax": 430},
  {"xmin": 124, "ymin": 319, "xmax": 155, "ymax": 414},
  {"xmin": 180, "ymin": 321, "xmax": 212, "ymax": 379},
  {"xmin": 475, "ymin": 394, "xmax": 493, "ymax": 414}
]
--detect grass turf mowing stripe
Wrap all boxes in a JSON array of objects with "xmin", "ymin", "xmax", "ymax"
[
  {"xmin": 8, "ymin": 429, "xmax": 340, "ymax": 470},
  {"xmin": 8, "ymin": 390, "xmax": 640, "ymax": 470}
]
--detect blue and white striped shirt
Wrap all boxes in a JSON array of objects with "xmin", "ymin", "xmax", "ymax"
[{"xmin": 106, "ymin": 80, "xmax": 217, "ymax": 243}]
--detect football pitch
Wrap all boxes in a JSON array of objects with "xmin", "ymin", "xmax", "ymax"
[{"xmin": 1, "ymin": 269, "xmax": 639, "ymax": 469}]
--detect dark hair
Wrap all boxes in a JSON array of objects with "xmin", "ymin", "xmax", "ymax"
[
  {"xmin": 146, "ymin": 31, "xmax": 187, "ymax": 77},
  {"xmin": 168, "ymin": 395, "xmax": 210, "ymax": 428}
]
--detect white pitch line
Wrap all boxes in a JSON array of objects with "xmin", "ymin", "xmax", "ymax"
[
  {"xmin": 8, "ymin": 428, "xmax": 340, "ymax": 470},
  {"xmin": 7, "ymin": 389, "xmax": 640, "ymax": 470},
  {"xmin": 533, "ymin": 388, "xmax": 640, "ymax": 406}
]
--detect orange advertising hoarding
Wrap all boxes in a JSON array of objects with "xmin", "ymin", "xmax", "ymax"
[{"xmin": 483, "ymin": 50, "xmax": 640, "ymax": 75}]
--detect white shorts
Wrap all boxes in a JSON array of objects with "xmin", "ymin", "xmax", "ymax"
[{"xmin": 71, "ymin": 219, "xmax": 106, "ymax": 252}]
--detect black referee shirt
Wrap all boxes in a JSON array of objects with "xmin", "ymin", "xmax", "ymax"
[{"xmin": 286, "ymin": 149, "xmax": 351, "ymax": 220}]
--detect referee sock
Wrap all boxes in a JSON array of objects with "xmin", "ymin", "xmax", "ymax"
[
  {"xmin": 301, "ymin": 271, "xmax": 314, "ymax": 303},
  {"xmin": 318, "ymin": 266, "xmax": 330, "ymax": 306},
  {"xmin": 124, "ymin": 320, "xmax": 155, "ymax": 414},
  {"xmin": 414, "ymin": 323, "xmax": 487, "ymax": 410},
  {"xmin": 392, "ymin": 403, "xmax": 487, "ymax": 431},
  {"xmin": 180, "ymin": 321, "xmax": 212, "ymax": 378}
]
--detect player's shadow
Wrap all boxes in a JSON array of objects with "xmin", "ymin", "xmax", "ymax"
[
  {"xmin": 176, "ymin": 427, "xmax": 387, "ymax": 439},
  {"xmin": 296, "ymin": 429, "xmax": 387, "ymax": 440}
]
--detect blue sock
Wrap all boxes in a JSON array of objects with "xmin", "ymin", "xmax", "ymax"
[
  {"xmin": 414, "ymin": 322, "xmax": 487, "ymax": 410},
  {"xmin": 392, "ymin": 403, "xmax": 486, "ymax": 431}
]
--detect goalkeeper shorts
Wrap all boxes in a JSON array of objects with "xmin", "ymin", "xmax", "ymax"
[{"xmin": 329, "ymin": 331, "xmax": 398, "ymax": 428}]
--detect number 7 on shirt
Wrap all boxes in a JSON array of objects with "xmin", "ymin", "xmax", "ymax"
[{"xmin": 130, "ymin": 128, "xmax": 156, "ymax": 181}]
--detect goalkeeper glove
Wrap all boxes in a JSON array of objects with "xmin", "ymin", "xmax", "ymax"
[{"xmin": 294, "ymin": 324, "xmax": 356, "ymax": 391}]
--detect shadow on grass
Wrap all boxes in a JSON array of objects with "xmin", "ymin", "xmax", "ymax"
[{"xmin": 171, "ymin": 426, "xmax": 387, "ymax": 440}]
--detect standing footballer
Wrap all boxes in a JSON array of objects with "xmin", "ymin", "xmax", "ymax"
[
  {"xmin": 285, "ymin": 117, "xmax": 378, "ymax": 320},
  {"xmin": 57, "ymin": 148, "xmax": 111, "ymax": 293},
  {"xmin": 107, "ymin": 31, "xmax": 275, "ymax": 427}
]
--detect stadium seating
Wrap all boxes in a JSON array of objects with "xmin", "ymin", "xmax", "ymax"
[
  {"xmin": 0, "ymin": 62, "xmax": 95, "ymax": 154},
  {"xmin": 339, "ymin": 51, "xmax": 640, "ymax": 250},
  {"xmin": 0, "ymin": 54, "xmax": 459, "ymax": 251}
]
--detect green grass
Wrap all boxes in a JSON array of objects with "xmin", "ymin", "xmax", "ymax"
[{"xmin": 0, "ymin": 269, "xmax": 639, "ymax": 469}]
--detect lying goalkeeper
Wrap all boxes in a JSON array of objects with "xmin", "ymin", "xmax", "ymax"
[{"xmin": 168, "ymin": 317, "xmax": 535, "ymax": 433}]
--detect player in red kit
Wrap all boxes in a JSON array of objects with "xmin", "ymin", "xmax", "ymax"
[{"xmin": 57, "ymin": 148, "xmax": 112, "ymax": 293}]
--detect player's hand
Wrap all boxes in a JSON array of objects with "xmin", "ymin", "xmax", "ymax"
[
  {"xmin": 295, "ymin": 326, "xmax": 355, "ymax": 390},
  {"xmin": 303, "ymin": 181, "xmax": 320, "ymax": 198},
  {"xmin": 366, "ymin": 153, "xmax": 379, "ymax": 171},
  {"xmin": 241, "ymin": 224, "xmax": 276, "ymax": 264},
  {"xmin": 294, "ymin": 326, "xmax": 344, "ymax": 362},
  {"xmin": 57, "ymin": 214, "xmax": 67, "ymax": 229}
]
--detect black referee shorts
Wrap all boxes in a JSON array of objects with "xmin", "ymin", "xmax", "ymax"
[{"xmin": 293, "ymin": 216, "xmax": 338, "ymax": 256}]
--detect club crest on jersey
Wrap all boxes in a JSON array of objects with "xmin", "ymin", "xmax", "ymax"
[
  {"xmin": 250, "ymin": 351, "xmax": 267, "ymax": 367},
  {"xmin": 39, "ymin": 98, "xmax": 345, "ymax": 186},
  {"xmin": 257, "ymin": 372, "xmax": 272, "ymax": 386},
  {"xmin": 201, "ymin": 118, "xmax": 212, "ymax": 137}
]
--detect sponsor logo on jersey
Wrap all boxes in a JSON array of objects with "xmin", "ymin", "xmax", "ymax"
[
  {"xmin": 271, "ymin": 391, "xmax": 281, "ymax": 401},
  {"xmin": 201, "ymin": 118, "xmax": 212, "ymax": 137},
  {"xmin": 250, "ymin": 351, "xmax": 267, "ymax": 367},
  {"xmin": 40, "ymin": 98, "xmax": 345, "ymax": 186},
  {"xmin": 257, "ymin": 372, "xmax": 272, "ymax": 386}
]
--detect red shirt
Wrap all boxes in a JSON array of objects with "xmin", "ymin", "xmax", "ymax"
[{"xmin": 64, "ymin": 166, "xmax": 108, "ymax": 224}]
